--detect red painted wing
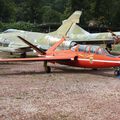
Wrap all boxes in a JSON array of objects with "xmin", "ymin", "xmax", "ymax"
[{"xmin": 0, "ymin": 55, "xmax": 75, "ymax": 62}]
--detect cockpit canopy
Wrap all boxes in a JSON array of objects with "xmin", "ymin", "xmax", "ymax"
[{"xmin": 71, "ymin": 44, "xmax": 109, "ymax": 55}]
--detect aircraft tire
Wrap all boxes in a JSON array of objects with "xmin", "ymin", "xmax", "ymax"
[
  {"xmin": 20, "ymin": 52, "xmax": 26, "ymax": 58},
  {"xmin": 92, "ymin": 68, "xmax": 98, "ymax": 70},
  {"xmin": 45, "ymin": 66, "xmax": 51, "ymax": 73},
  {"xmin": 114, "ymin": 70, "xmax": 120, "ymax": 76}
]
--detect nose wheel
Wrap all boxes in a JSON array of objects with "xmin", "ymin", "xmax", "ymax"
[
  {"xmin": 114, "ymin": 67, "xmax": 120, "ymax": 76},
  {"xmin": 44, "ymin": 61, "xmax": 51, "ymax": 73}
]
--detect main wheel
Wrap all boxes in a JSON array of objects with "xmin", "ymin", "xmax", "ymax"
[
  {"xmin": 92, "ymin": 68, "xmax": 98, "ymax": 70},
  {"xmin": 20, "ymin": 52, "xmax": 26, "ymax": 58},
  {"xmin": 45, "ymin": 66, "xmax": 51, "ymax": 73},
  {"xmin": 114, "ymin": 70, "xmax": 120, "ymax": 76}
]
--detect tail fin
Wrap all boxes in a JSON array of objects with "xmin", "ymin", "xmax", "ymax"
[
  {"xmin": 67, "ymin": 23, "xmax": 90, "ymax": 36},
  {"xmin": 62, "ymin": 11, "xmax": 81, "ymax": 24},
  {"xmin": 55, "ymin": 11, "xmax": 82, "ymax": 36}
]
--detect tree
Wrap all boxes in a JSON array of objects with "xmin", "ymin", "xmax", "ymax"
[
  {"xmin": 17, "ymin": 0, "xmax": 44, "ymax": 23},
  {"xmin": 41, "ymin": 6, "xmax": 61, "ymax": 23},
  {"xmin": 0, "ymin": 0, "xmax": 16, "ymax": 22},
  {"xmin": 53, "ymin": 0, "xmax": 67, "ymax": 12},
  {"xmin": 61, "ymin": 0, "xmax": 73, "ymax": 20}
]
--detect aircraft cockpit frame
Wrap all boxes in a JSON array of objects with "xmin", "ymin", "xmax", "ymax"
[{"xmin": 71, "ymin": 44, "xmax": 111, "ymax": 56}]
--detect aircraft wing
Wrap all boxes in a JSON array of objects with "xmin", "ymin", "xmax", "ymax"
[
  {"xmin": 0, "ymin": 55, "xmax": 75, "ymax": 62},
  {"xmin": 0, "ymin": 35, "xmax": 77, "ymax": 62},
  {"xmin": 0, "ymin": 45, "xmax": 31, "ymax": 53},
  {"xmin": 73, "ymin": 38, "xmax": 114, "ymax": 44}
]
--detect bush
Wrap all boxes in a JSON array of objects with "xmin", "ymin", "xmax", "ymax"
[{"xmin": 0, "ymin": 22, "xmax": 40, "ymax": 32}]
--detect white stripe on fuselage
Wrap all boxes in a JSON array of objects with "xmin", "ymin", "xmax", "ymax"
[{"xmin": 78, "ymin": 58, "xmax": 120, "ymax": 64}]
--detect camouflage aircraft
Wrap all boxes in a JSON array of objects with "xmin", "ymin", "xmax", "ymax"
[
  {"xmin": 67, "ymin": 23, "xmax": 120, "ymax": 50},
  {"xmin": 0, "ymin": 11, "xmax": 81, "ymax": 57},
  {"xmin": 0, "ymin": 11, "xmax": 120, "ymax": 57}
]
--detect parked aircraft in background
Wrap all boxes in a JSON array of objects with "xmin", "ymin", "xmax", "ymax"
[
  {"xmin": 67, "ymin": 23, "xmax": 120, "ymax": 50},
  {"xmin": 0, "ymin": 36, "xmax": 120, "ymax": 76},
  {"xmin": 0, "ymin": 11, "xmax": 81, "ymax": 57},
  {"xmin": 0, "ymin": 11, "xmax": 120, "ymax": 58}
]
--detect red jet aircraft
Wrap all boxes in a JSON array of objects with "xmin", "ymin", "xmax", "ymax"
[{"xmin": 0, "ymin": 36, "xmax": 120, "ymax": 76}]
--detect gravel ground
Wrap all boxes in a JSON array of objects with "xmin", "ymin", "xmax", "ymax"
[
  {"xmin": 0, "ymin": 53, "xmax": 120, "ymax": 120},
  {"xmin": 0, "ymin": 50, "xmax": 120, "ymax": 120}
]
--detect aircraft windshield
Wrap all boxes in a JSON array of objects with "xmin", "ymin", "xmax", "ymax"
[
  {"xmin": 71, "ymin": 45, "xmax": 111, "ymax": 56},
  {"xmin": 79, "ymin": 45, "xmax": 87, "ymax": 51},
  {"xmin": 101, "ymin": 48, "xmax": 110, "ymax": 55},
  {"xmin": 90, "ymin": 46, "xmax": 99, "ymax": 53}
]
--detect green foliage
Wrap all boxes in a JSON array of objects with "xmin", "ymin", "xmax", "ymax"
[
  {"xmin": 0, "ymin": 0, "xmax": 120, "ymax": 29},
  {"xmin": 61, "ymin": 0, "xmax": 73, "ymax": 20},
  {"xmin": 40, "ymin": 6, "xmax": 61, "ymax": 23},
  {"xmin": 53, "ymin": 0, "xmax": 67, "ymax": 12},
  {"xmin": 72, "ymin": 0, "xmax": 120, "ymax": 27},
  {"xmin": 0, "ymin": 22, "xmax": 39, "ymax": 32},
  {"xmin": 0, "ymin": 0, "xmax": 16, "ymax": 22}
]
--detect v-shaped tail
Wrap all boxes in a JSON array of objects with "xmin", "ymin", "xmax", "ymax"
[
  {"xmin": 18, "ymin": 36, "xmax": 65, "ymax": 55},
  {"xmin": 18, "ymin": 36, "xmax": 46, "ymax": 55}
]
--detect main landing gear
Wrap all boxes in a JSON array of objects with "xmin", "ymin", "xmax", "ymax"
[
  {"xmin": 92, "ymin": 68, "xmax": 98, "ymax": 70},
  {"xmin": 44, "ymin": 61, "xmax": 51, "ymax": 73},
  {"xmin": 114, "ymin": 67, "xmax": 120, "ymax": 76},
  {"xmin": 20, "ymin": 52, "xmax": 27, "ymax": 58}
]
